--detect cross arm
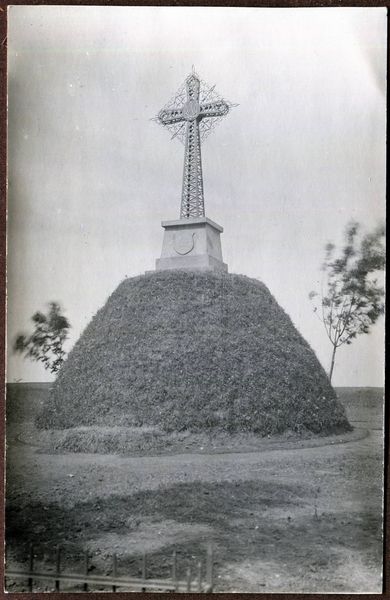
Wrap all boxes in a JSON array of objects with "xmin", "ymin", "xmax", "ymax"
[
  {"xmin": 199, "ymin": 100, "xmax": 229, "ymax": 119},
  {"xmin": 158, "ymin": 108, "xmax": 185, "ymax": 125}
]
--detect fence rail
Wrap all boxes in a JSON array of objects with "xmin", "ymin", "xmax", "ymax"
[{"xmin": 5, "ymin": 543, "xmax": 214, "ymax": 593}]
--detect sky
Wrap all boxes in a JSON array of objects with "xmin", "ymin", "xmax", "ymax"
[{"xmin": 6, "ymin": 6, "xmax": 386, "ymax": 386}]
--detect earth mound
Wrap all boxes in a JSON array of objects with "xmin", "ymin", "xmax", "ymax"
[{"xmin": 37, "ymin": 270, "xmax": 351, "ymax": 435}]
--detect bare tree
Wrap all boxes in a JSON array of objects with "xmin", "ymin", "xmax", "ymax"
[
  {"xmin": 309, "ymin": 221, "xmax": 385, "ymax": 382},
  {"xmin": 13, "ymin": 302, "xmax": 70, "ymax": 374}
]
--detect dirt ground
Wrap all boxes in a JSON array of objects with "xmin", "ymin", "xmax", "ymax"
[{"xmin": 5, "ymin": 387, "xmax": 384, "ymax": 593}]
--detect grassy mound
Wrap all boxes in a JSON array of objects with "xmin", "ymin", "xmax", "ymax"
[{"xmin": 36, "ymin": 270, "xmax": 351, "ymax": 435}]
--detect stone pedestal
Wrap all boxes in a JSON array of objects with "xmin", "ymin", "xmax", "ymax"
[{"xmin": 156, "ymin": 216, "xmax": 228, "ymax": 272}]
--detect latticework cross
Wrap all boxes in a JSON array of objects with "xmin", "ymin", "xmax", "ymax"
[{"xmin": 157, "ymin": 73, "xmax": 230, "ymax": 219}]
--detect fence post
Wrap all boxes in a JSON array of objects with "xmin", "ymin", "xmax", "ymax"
[
  {"xmin": 206, "ymin": 543, "xmax": 214, "ymax": 592},
  {"xmin": 28, "ymin": 543, "xmax": 34, "ymax": 592},
  {"xmin": 112, "ymin": 553, "xmax": 117, "ymax": 592},
  {"xmin": 6, "ymin": 543, "xmax": 215, "ymax": 594},
  {"xmin": 172, "ymin": 551, "xmax": 178, "ymax": 592},
  {"xmin": 197, "ymin": 560, "xmax": 202, "ymax": 592},
  {"xmin": 55, "ymin": 546, "xmax": 61, "ymax": 592},
  {"xmin": 83, "ymin": 551, "xmax": 89, "ymax": 592}
]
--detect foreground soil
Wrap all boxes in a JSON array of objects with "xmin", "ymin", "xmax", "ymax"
[{"xmin": 5, "ymin": 387, "xmax": 384, "ymax": 593}]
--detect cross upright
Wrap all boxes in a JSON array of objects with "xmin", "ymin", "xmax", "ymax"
[{"xmin": 158, "ymin": 73, "xmax": 229, "ymax": 219}]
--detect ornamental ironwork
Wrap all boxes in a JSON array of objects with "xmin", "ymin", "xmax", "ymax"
[{"xmin": 155, "ymin": 69, "xmax": 234, "ymax": 219}]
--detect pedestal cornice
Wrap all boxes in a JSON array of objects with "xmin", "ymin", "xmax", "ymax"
[{"xmin": 161, "ymin": 217, "xmax": 224, "ymax": 233}]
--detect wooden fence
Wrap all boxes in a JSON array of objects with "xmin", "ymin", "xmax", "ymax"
[{"xmin": 5, "ymin": 543, "xmax": 214, "ymax": 593}]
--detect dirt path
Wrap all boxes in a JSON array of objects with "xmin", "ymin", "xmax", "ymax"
[{"xmin": 6, "ymin": 426, "xmax": 376, "ymax": 506}]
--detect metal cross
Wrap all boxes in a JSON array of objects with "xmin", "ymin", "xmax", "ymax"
[{"xmin": 158, "ymin": 73, "xmax": 230, "ymax": 219}]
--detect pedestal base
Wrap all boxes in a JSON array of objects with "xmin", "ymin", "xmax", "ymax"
[{"xmin": 155, "ymin": 217, "xmax": 228, "ymax": 273}]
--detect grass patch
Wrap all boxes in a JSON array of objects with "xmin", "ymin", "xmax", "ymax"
[
  {"xmin": 6, "ymin": 479, "xmax": 381, "ymax": 588},
  {"xmin": 18, "ymin": 425, "xmax": 362, "ymax": 455}
]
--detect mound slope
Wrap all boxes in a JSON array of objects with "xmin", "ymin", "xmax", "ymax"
[{"xmin": 37, "ymin": 270, "xmax": 351, "ymax": 435}]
